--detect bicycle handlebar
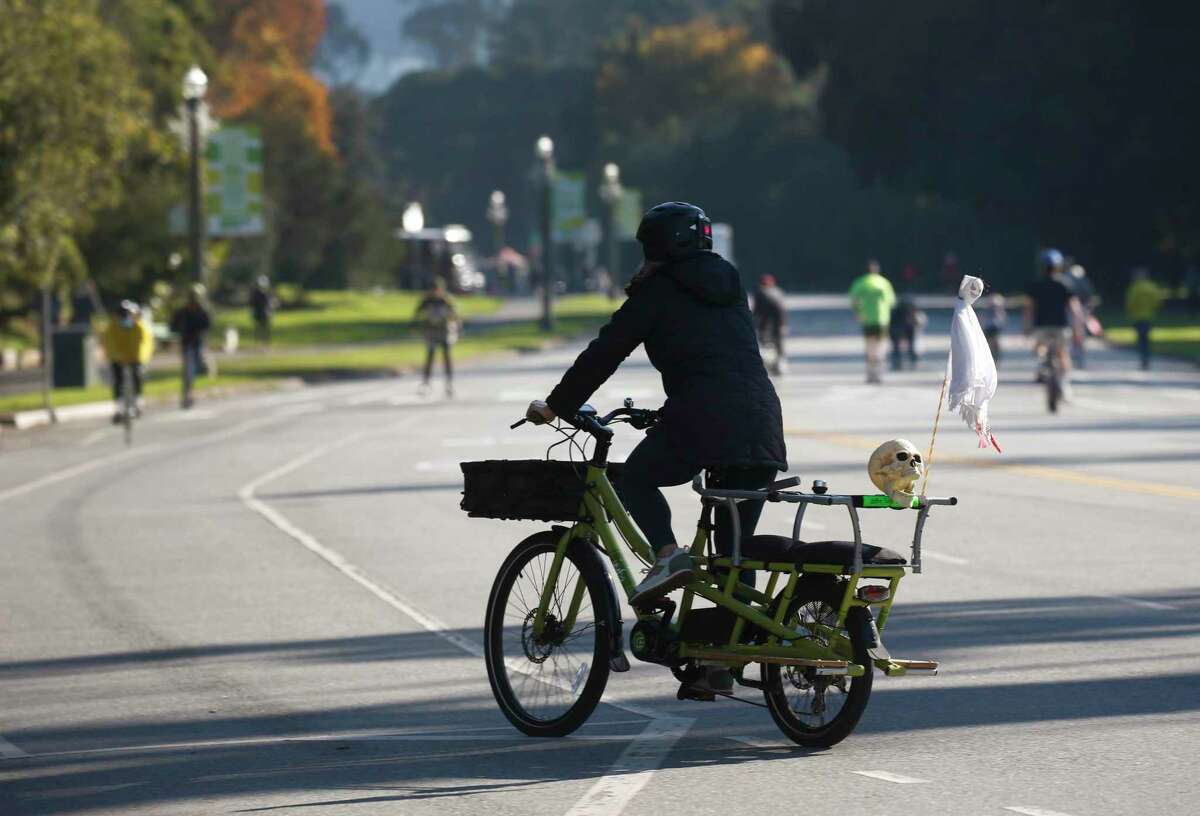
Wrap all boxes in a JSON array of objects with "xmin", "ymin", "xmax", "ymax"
[{"xmin": 510, "ymin": 403, "xmax": 660, "ymax": 436}]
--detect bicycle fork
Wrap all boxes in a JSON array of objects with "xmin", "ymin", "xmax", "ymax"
[{"xmin": 532, "ymin": 526, "xmax": 630, "ymax": 672}]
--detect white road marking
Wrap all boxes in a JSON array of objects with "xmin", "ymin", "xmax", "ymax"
[
  {"xmin": 921, "ymin": 549, "xmax": 969, "ymax": 565},
  {"xmin": 851, "ymin": 770, "xmax": 929, "ymax": 784},
  {"xmin": 1004, "ymin": 808, "xmax": 1078, "ymax": 816},
  {"xmin": 0, "ymin": 401, "xmax": 329, "ymax": 506},
  {"xmin": 0, "ymin": 443, "xmax": 164, "ymax": 504},
  {"xmin": 151, "ymin": 408, "xmax": 220, "ymax": 423},
  {"xmin": 563, "ymin": 717, "xmax": 691, "ymax": 816},
  {"xmin": 240, "ymin": 426, "xmax": 692, "ymax": 816},
  {"xmin": 0, "ymin": 735, "xmax": 29, "ymax": 758},
  {"xmin": 78, "ymin": 428, "xmax": 111, "ymax": 447}
]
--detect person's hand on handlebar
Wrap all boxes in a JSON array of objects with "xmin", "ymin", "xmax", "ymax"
[{"xmin": 526, "ymin": 399, "xmax": 556, "ymax": 425}]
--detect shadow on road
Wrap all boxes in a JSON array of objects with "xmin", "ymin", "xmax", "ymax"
[{"xmin": 4, "ymin": 590, "xmax": 1199, "ymax": 813}]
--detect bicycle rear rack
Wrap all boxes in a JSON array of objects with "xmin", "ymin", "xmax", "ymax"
[{"xmin": 691, "ymin": 474, "xmax": 957, "ymax": 574}]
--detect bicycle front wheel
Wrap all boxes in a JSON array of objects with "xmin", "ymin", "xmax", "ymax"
[{"xmin": 484, "ymin": 531, "xmax": 611, "ymax": 737}]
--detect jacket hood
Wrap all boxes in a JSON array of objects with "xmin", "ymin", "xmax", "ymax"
[{"xmin": 660, "ymin": 251, "xmax": 744, "ymax": 306}]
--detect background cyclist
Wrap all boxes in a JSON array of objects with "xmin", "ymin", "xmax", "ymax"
[
  {"xmin": 102, "ymin": 300, "xmax": 154, "ymax": 423},
  {"xmin": 1024, "ymin": 248, "xmax": 1084, "ymax": 400}
]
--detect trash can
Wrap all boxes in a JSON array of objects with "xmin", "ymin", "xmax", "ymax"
[{"xmin": 52, "ymin": 326, "xmax": 99, "ymax": 388}]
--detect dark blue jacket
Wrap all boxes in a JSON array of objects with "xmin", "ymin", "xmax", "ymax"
[{"xmin": 546, "ymin": 250, "xmax": 787, "ymax": 471}]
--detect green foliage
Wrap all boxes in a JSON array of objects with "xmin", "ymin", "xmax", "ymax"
[
  {"xmin": 0, "ymin": 0, "xmax": 150, "ymax": 302},
  {"xmin": 771, "ymin": 0, "xmax": 1200, "ymax": 292}
]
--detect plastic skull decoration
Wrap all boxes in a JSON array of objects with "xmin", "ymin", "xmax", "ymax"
[{"xmin": 868, "ymin": 439, "xmax": 924, "ymax": 504}]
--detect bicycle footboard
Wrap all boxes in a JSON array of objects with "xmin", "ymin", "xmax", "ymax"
[{"xmin": 874, "ymin": 658, "xmax": 939, "ymax": 677}]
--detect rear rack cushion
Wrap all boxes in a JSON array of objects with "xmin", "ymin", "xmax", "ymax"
[{"xmin": 727, "ymin": 535, "xmax": 907, "ymax": 567}]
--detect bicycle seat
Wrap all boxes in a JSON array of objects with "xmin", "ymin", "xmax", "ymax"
[{"xmin": 729, "ymin": 535, "xmax": 907, "ymax": 567}]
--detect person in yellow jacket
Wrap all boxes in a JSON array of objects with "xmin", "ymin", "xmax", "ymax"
[
  {"xmin": 102, "ymin": 300, "xmax": 155, "ymax": 421},
  {"xmin": 1125, "ymin": 268, "xmax": 1168, "ymax": 370},
  {"xmin": 848, "ymin": 259, "xmax": 897, "ymax": 383}
]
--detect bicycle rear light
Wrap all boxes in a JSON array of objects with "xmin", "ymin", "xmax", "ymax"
[{"xmin": 857, "ymin": 585, "xmax": 890, "ymax": 603}]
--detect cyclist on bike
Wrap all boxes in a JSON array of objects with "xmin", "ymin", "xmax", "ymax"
[
  {"xmin": 526, "ymin": 201, "xmax": 787, "ymax": 608},
  {"xmin": 102, "ymin": 300, "xmax": 154, "ymax": 423},
  {"xmin": 1024, "ymin": 249, "xmax": 1084, "ymax": 399}
]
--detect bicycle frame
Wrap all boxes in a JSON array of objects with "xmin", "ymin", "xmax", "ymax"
[{"xmin": 531, "ymin": 461, "xmax": 954, "ymax": 678}]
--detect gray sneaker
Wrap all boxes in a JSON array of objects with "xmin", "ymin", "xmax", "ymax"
[{"xmin": 631, "ymin": 550, "xmax": 694, "ymax": 607}]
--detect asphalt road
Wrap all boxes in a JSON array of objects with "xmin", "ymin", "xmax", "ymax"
[{"xmin": 2, "ymin": 296, "xmax": 1198, "ymax": 816}]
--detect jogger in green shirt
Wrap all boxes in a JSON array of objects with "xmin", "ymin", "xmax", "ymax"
[{"xmin": 849, "ymin": 260, "xmax": 897, "ymax": 383}]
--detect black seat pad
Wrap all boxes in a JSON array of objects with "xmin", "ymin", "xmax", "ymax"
[{"xmin": 730, "ymin": 534, "xmax": 907, "ymax": 567}]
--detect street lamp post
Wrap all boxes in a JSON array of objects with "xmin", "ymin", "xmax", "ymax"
[
  {"xmin": 599, "ymin": 162, "xmax": 623, "ymax": 298},
  {"xmin": 402, "ymin": 202, "xmax": 425, "ymax": 289},
  {"xmin": 182, "ymin": 65, "xmax": 208, "ymax": 285},
  {"xmin": 485, "ymin": 190, "xmax": 509, "ymax": 292},
  {"xmin": 535, "ymin": 135, "xmax": 556, "ymax": 332}
]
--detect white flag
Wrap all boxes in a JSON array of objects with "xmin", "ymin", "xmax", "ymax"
[{"xmin": 948, "ymin": 275, "xmax": 1001, "ymax": 452}]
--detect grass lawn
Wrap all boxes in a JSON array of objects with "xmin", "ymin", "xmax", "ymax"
[
  {"xmin": 0, "ymin": 295, "xmax": 616, "ymax": 414},
  {"xmin": 1100, "ymin": 308, "xmax": 1200, "ymax": 364},
  {"xmin": 214, "ymin": 289, "xmax": 502, "ymax": 346}
]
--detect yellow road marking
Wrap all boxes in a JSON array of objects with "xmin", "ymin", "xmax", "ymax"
[{"xmin": 784, "ymin": 428, "xmax": 1200, "ymax": 501}]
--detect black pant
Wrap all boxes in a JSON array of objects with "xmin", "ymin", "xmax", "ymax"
[
  {"xmin": 423, "ymin": 339, "xmax": 453, "ymax": 382},
  {"xmin": 1135, "ymin": 321, "xmax": 1152, "ymax": 368},
  {"xmin": 110, "ymin": 362, "xmax": 143, "ymax": 401},
  {"xmin": 618, "ymin": 430, "xmax": 776, "ymax": 555},
  {"xmin": 890, "ymin": 325, "xmax": 917, "ymax": 370}
]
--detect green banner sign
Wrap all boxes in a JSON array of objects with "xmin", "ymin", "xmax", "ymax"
[
  {"xmin": 551, "ymin": 172, "xmax": 587, "ymax": 242},
  {"xmin": 614, "ymin": 188, "xmax": 643, "ymax": 238},
  {"xmin": 205, "ymin": 126, "xmax": 264, "ymax": 237}
]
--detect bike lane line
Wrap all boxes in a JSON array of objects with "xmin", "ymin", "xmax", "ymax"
[
  {"xmin": 237, "ymin": 420, "xmax": 694, "ymax": 816},
  {"xmin": 851, "ymin": 770, "xmax": 929, "ymax": 784},
  {"xmin": 0, "ymin": 399, "xmax": 332, "ymax": 506}
]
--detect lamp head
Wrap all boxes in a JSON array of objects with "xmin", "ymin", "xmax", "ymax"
[
  {"xmin": 182, "ymin": 65, "xmax": 208, "ymax": 101},
  {"xmin": 536, "ymin": 135, "xmax": 554, "ymax": 161}
]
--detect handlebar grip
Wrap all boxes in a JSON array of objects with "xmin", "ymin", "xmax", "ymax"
[{"xmin": 510, "ymin": 418, "xmax": 528, "ymax": 429}]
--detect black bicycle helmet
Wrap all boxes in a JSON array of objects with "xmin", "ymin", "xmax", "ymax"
[{"xmin": 636, "ymin": 201, "xmax": 713, "ymax": 261}]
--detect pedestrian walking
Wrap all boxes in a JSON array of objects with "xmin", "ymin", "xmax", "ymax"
[
  {"xmin": 1067, "ymin": 264, "xmax": 1099, "ymax": 369},
  {"xmin": 1125, "ymin": 268, "xmax": 1168, "ymax": 371},
  {"xmin": 102, "ymin": 300, "xmax": 154, "ymax": 423},
  {"xmin": 250, "ymin": 276, "xmax": 276, "ymax": 346},
  {"xmin": 888, "ymin": 295, "xmax": 926, "ymax": 371},
  {"xmin": 753, "ymin": 274, "xmax": 788, "ymax": 375},
  {"xmin": 848, "ymin": 259, "xmax": 896, "ymax": 383},
  {"xmin": 981, "ymin": 292, "xmax": 1007, "ymax": 364},
  {"xmin": 170, "ymin": 284, "xmax": 212, "ymax": 409},
  {"xmin": 414, "ymin": 278, "xmax": 460, "ymax": 397}
]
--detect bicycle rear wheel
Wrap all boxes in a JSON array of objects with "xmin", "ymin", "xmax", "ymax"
[
  {"xmin": 762, "ymin": 578, "xmax": 873, "ymax": 748},
  {"xmin": 484, "ymin": 531, "xmax": 611, "ymax": 737}
]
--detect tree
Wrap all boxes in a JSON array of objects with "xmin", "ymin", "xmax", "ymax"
[
  {"xmin": 770, "ymin": 0, "xmax": 1200, "ymax": 286},
  {"xmin": 0, "ymin": 0, "xmax": 149, "ymax": 309}
]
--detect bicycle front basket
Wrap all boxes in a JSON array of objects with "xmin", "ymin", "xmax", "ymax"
[{"xmin": 460, "ymin": 459, "xmax": 621, "ymax": 522}]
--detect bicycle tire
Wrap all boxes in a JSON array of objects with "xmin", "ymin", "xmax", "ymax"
[
  {"xmin": 761, "ymin": 578, "xmax": 874, "ymax": 748},
  {"xmin": 122, "ymin": 367, "xmax": 134, "ymax": 446},
  {"xmin": 484, "ymin": 530, "xmax": 611, "ymax": 737},
  {"xmin": 1047, "ymin": 371, "xmax": 1060, "ymax": 414}
]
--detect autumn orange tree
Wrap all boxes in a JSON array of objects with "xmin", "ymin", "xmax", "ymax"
[{"xmin": 201, "ymin": 0, "xmax": 361, "ymax": 288}]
